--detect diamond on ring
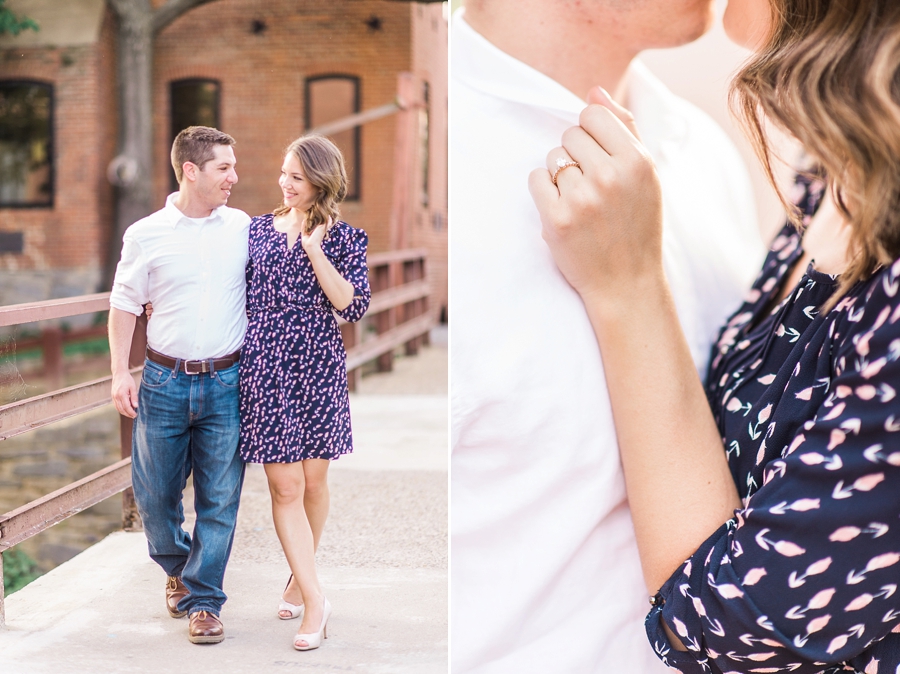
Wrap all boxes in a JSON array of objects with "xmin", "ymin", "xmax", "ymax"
[{"xmin": 552, "ymin": 158, "xmax": 581, "ymax": 186}]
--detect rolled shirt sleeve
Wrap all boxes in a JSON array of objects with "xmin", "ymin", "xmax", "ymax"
[
  {"xmin": 648, "ymin": 267, "xmax": 900, "ymax": 673},
  {"xmin": 109, "ymin": 231, "xmax": 149, "ymax": 316}
]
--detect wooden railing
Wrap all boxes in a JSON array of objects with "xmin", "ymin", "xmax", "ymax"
[
  {"xmin": 1, "ymin": 324, "xmax": 109, "ymax": 392},
  {"xmin": 342, "ymin": 248, "xmax": 433, "ymax": 388},
  {"xmin": 0, "ymin": 248, "xmax": 435, "ymax": 626}
]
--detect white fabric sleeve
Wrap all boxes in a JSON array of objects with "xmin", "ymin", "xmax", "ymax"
[{"xmin": 109, "ymin": 232, "xmax": 149, "ymax": 316}]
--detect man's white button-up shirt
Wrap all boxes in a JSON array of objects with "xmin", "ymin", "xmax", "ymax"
[
  {"xmin": 450, "ymin": 11, "xmax": 765, "ymax": 674},
  {"xmin": 110, "ymin": 193, "xmax": 251, "ymax": 360}
]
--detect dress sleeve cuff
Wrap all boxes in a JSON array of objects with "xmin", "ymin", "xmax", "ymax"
[
  {"xmin": 645, "ymin": 522, "xmax": 732, "ymax": 673},
  {"xmin": 646, "ymin": 578, "xmax": 706, "ymax": 672},
  {"xmin": 335, "ymin": 294, "xmax": 368, "ymax": 322}
]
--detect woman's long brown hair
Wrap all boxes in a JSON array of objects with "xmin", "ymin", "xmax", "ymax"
[
  {"xmin": 731, "ymin": 0, "xmax": 900, "ymax": 307},
  {"xmin": 274, "ymin": 134, "xmax": 348, "ymax": 234}
]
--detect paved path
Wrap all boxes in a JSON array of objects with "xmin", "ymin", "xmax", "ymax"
[{"xmin": 0, "ymin": 331, "xmax": 447, "ymax": 674}]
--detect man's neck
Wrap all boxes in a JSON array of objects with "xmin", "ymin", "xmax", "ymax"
[
  {"xmin": 173, "ymin": 190, "xmax": 214, "ymax": 219},
  {"xmin": 463, "ymin": 1, "xmax": 638, "ymax": 104}
]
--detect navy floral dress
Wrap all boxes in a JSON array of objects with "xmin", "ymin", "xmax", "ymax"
[
  {"xmin": 647, "ymin": 174, "xmax": 900, "ymax": 673},
  {"xmin": 238, "ymin": 215, "xmax": 370, "ymax": 463}
]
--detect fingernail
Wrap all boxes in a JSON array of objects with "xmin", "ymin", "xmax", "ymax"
[{"xmin": 596, "ymin": 87, "xmax": 613, "ymax": 104}]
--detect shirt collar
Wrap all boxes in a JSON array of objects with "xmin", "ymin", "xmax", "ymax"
[
  {"xmin": 452, "ymin": 11, "xmax": 585, "ymax": 125},
  {"xmin": 451, "ymin": 10, "xmax": 687, "ymax": 156},
  {"xmin": 163, "ymin": 192, "xmax": 224, "ymax": 229}
]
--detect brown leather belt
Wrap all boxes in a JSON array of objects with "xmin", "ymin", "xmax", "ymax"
[{"xmin": 146, "ymin": 347, "xmax": 241, "ymax": 375}]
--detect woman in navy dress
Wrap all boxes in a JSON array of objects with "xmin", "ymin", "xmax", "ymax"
[
  {"xmin": 238, "ymin": 134, "xmax": 369, "ymax": 651},
  {"xmin": 531, "ymin": 0, "xmax": 900, "ymax": 671}
]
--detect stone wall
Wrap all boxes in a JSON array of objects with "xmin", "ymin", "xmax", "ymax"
[{"xmin": 0, "ymin": 406, "xmax": 123, "ymax": 571}]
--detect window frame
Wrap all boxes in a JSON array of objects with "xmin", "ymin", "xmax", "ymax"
[
  {"xmin": 0, "ymin": 80, "xmax": 54, "ymax": 209},
  {"xmin": 304, "ymin": 74, "xmax": 361, "ymax": 201},
  {"xmin": 420, "ymin": 80, "xmax": 430, "ymax": 208},
  {"xmin": 168, "ymin": 78, "xmax": 222, "ymax": 190}
]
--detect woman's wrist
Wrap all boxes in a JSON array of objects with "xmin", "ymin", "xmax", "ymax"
[{"xmin": 578, "ymin": 268, "xmax": 670, "ymax": 323}]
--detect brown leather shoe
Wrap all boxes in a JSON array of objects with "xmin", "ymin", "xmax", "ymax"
[
  {"xmin": 189, "ymin": 610, "xmax": 225, "ymax": 644},
  {"xmin": 165, "ymin": 576, "xmax": 189, "ymax": 619}
]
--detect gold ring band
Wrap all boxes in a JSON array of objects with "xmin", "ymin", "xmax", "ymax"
[{"xmin": 552, "ymin": 158, "xmax": 580, "ymax": 186}]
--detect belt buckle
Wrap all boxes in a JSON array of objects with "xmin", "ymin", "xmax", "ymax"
[{"xmin": 183, "ymin": 360, "xmax": 207, "ymax": 375}]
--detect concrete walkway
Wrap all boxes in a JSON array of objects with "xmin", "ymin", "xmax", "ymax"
[{"xmin": 0, "ymin": 331, "xmax": 448, "ymax": 674}]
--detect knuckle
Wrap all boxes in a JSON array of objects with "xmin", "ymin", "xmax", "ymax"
[
  {"xmin": 561, "ymin": 126, "xmax": 580, "ymax": 147},
  {"xmin": 580, "ymin": 104, "xmax": 602, "ymax": 125},
  {"xmin": 631, "ymin": 154, "xmax": 657, "ymax": 180},
  {"xmin": 595, "ymin": 164, "xmax": 619, "ymax": 189}
]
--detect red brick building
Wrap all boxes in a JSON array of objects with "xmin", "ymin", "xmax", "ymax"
[{"xmin": 0, "ymin": 0, "xmax": 447, "ymax": 319}]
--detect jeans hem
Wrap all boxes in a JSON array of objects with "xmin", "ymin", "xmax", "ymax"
[{"xmin": 185, "ymin": 604, "xmax": 220, "ymax": 617}]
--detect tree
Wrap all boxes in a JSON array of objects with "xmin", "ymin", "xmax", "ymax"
[
  {"xmin": 104, "ymin": 0, "xmax": 219, "ymax": 287},
  {"xmin": 0, "ymin": 0, "xmax": 37, "ymax": 36}
]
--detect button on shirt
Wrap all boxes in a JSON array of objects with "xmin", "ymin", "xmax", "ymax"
[
  {"xmin": 450, "ymin": 12, "xmax": 765, "ymax": 674},
  {"xmin": 110, "ymin": 193, "xmax": 251, "ymax": 360}
]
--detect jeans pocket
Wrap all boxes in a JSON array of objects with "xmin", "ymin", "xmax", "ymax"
[
  {"xmin": 214, "ymin": 362, "xmax": 240, "ymax": 388},
  {"xmin": 141, "ymin": 361, "xmax": 173, "ymax": 388}
]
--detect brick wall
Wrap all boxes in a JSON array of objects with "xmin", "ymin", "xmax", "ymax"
[
  {"xmin": 0, "ymin": 8, "xmax": 117, "ymax": 304},
  {"xmin": 0, "ymin": 0, "xmax": 447, "ymax": 315},
  {"xmin": 154, "ymin": 0, "xmax": 418, "ymax": 254}
]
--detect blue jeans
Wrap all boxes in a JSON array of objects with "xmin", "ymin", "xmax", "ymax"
[{"xmin": 132, "ymin": 358, "xmax": 245, "ymax": 617}]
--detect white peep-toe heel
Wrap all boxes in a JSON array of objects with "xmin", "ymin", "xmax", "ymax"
[
  {"xmin": 293, "ymin": 597, "xmax": 331, "ymax": 651},
  {"xmin": 278, "ymin": 575, "xmax": 304, "ymax": 620}
]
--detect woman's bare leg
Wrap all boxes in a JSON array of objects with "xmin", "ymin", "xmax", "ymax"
[
  {"xmin": 277, "ymin": 459, "xmax": 331, "ymax": 616},
  {"xmin": 265, "ymin": 462, "xmax": 324, "ymax": 642},
  {"xmin": 303, "ymin": 459, "xmax": 330, "ymax": 550}
]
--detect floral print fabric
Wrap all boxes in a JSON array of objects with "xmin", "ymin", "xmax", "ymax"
[
  {"xmin": 237, "ymin": 214, "xmax": 370, "ymax": 463},
  {"xmin": 647, "ymin": 174, "xmax": 900, "ymax": 673}
]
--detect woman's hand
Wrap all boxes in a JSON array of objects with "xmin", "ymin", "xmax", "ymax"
[
  {"xmin": 301, "ymin": 222, "xmax": 356, "ymax": 311},
  {"xmin": 301, "ymin": 222, "xmax": 327, "ymax": 255},
  {"xmin": 529, "ymin": 88, "xmax": 740, "ymax": 598},
  {"xmin": 528, "ymin": 87, "xmax": 665, "ymax": 308}
]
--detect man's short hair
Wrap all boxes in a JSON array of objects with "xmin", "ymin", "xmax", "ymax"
[{"xmin": 170, "ymin": 126, "xmax": 236, "ymax": 184}]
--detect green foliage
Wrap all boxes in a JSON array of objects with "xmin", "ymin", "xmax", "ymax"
[
  {"xmin": 0, "ymin": 0, "xmax": 38, "ymax": 36},
  {"xmin": 3, "ymin": 548, "xmax": 43, "ymax": 595}
]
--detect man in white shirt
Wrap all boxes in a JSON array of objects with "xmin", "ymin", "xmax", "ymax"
[
  {"xmin": 109, "ymin": 126, "xmax": 250, "ymax": 645},
  {"xmin": 451, "ymin": 2, "xmax": 764, "ymax": 672}
]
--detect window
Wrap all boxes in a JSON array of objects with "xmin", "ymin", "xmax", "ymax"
[
  {"xmin": 305, "ymin": 75, "xmax": 360, "ymax": 200},
  {"xmin": 169, "ymin": 79, "xmax": 220, "ymax": 189},
  {"xmin": 0, "ymin": 82, "xmax": 52, "ymax": 207},
  {"xmin": 419, "ymin": 81, "xmax": 430, "ymax": 208}
]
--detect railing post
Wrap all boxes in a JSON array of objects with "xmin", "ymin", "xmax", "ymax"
[
  {"xmin": 41, "ymin": 326, "xmax": 64, "ymax": 391},
  {"xmin": 403, "ymin": 257, "xmax": 428, "ymax": 356},
  {"xmin": 120, "ymin": 314, "xmax": 146, "ymax": 532},
  {"xmin": 374, "ymin": 263, "xmax": 395, "ymax": 373},
  {"xmin": 340, "ymin": 322, "xmax": 361, "ymax": 392},
  {"xmin": 403, "ymin": 260, "xmax": 419, "ymax": 357},
  {"xmin": 418, "ymin": 256, "xmax": 430, "ymax": 348}
]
